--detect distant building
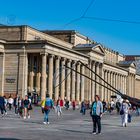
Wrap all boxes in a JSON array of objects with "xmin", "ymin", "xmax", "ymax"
[
  {"xmin": 0, "ymin": 25, "xmax": 140, "ymax": 102},
  {"xmin": 125, "ymin": 55, "xmax": 140, "ymax": 75}
]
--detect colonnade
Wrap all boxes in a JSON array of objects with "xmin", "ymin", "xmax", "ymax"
[
  {"xmin": 27, "ymin": 53, "xmax": 136, "ymax": 102},
  {"xmin": 28, "ymin": 53, "xmax": 85, "ymax": 102},
  {"xmin": 103, "ymin": 70, "xmax": 127, "ymax": 102}
]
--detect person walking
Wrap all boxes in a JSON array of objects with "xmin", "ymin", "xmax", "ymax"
[
  {"xmin": 120, "ymin": 99, "xmax": 129, "ymax": 127},
  {"xmin": 14, "ymin": 95, "xmax": 19, "ymax": 115},
  {"xmin": 81, "ymin": 100, "xmax": 86, "ymax": 115},
  {"xmin": 110, "ymin": 100, "xmax": 115, "ymax": 114},
  {"xmin": 3, "ymin": 96, "xmax": 7, "ymax": 115},
  {"xmin": 18, "ymin": 97, "xmax": 24, "ymax": 118},
  {"xmin": 41, "ymin": 94, "xmax": 54, "ymax": 124},
  {"xmin": 56, "ymin": 97, "xmax": 63, "ymax": 116},
  {"xmin": 116, "ymin": 100, "xmax": 121, "ymax": 114},
  {"xmin": 8, "ymin": 95, "xmax": 14, "ymax": 111},
  {"xmin": 65, "ymin": 100, "xmax": 69, "ymax": 110},
  {"xmin": 102, "ymin": 99, "xmax": 107, "ymax": 113},
  {"xmin": 90, "ymin": 95, "xmax": 103, "ymax": 135},
  {"xmin": 72, "ymin": 100, "xmax": 76, "ymax": 110},
  {"xmin": 23, "ymin": 95, "xmax": 31, "ymax": 119},
  {"xmin": 0, "ymin": 96, "xmax": 5, "ymax": 117}
]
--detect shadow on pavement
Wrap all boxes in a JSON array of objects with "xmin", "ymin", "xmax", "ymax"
[
  {"xmin": 0, "ymin": 138, "xmax": 21, "ymax": 140},
  {"xmin": 59, "ymin": 129, "xmax": 91, "ymax": 134}
]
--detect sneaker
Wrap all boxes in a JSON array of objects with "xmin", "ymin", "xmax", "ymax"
[
  {"xmin": 97, "ymin": 132, "xmax": 101, "ymax": 135},
  {"xmin": 92, "ymin": 131, "xmax": 96, "ymax": 134},
  {"xmin": 23, "ymin": 116, "xmax": 26, "ymax": 119},
  {"xmin": 5, "ymin": 112, "xmax": 7, "ymax": 115},
  {"xmin": 47, "ymin": 122, "xmax": 50, "ymax": 124},
  {"xmin": 28, "ymin": 115, "xmax": 30, "ymax": 119},
  {"xmin": 43, "ymin": 122, "xmax": 47, "ymax": 124}
]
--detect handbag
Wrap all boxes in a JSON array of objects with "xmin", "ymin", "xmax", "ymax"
[
  {"xmin": 28, "ymin": 104, "xmax": 33, "ymax": 110},
  {"xmin": 44, "ymin": 106, "xmax": 50, "ymax": 111}
]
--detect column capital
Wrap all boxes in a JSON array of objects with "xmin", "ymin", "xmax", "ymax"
[
  {"xmin": 61, "ymin": 57, "xmax": 66, "ymax": 61},
  {"xmin": 48, "ymin": 54, "xmax": 55, "ymax": 58},
  {"xmin": 95, "ymin": 62, "xmax": 100, "ymax": 66},
  {"xmin": 76, "ymin": 61, "xmax": 81, "ymax": 65},
  {"xmin": 72, "ymin": 60, "xmax": 76, "ymax": 64},
  {"xmin": 55, "ymin": 56, "xmax": 61, "ymax": 60},
  {"xmin": 66, "ymin": 59, "xmax": 71, "ymax": 63}
]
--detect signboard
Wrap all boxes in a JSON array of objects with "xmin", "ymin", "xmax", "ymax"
[{"xmin": 5, "ymin": 78, "xmax": 16, "ymax": 83}]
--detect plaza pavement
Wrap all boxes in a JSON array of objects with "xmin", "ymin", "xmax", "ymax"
[{"xmin": 0, "ymin": 106, "xmax": 140, "ymax": 140}]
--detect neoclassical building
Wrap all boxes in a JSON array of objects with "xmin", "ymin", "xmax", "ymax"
[{"xmin": 0, "ymin": 25, "xmax": 140, "ymax": 102}]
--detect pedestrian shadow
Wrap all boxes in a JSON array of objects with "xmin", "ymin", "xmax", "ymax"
[
  {"xmin": 22, "ymin": 120, "xmax": 44, "ymax": 125},
  {"xmin": 0, "ymin": 138, "xmax": 20, "ymax": 140},
  {"xmin": 102, "ymin": 123, "xmax": 122, "ymax": 127},
  {"xmin": 59, "ymin": 129, "xmax": 91, "ymax": 134}
]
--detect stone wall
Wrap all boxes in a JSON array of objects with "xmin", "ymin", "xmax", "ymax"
[
  {"xmin": 0, "ymin": 26, "xmax": 22, "ymax": 41},
  {"xmin": 4, "ymin": 53, "xmax": 18, "ymax": 96}
]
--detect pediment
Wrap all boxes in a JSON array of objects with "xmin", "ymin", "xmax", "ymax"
[
  {"xmin": 92, "ymin": 44, "xmax": 105, "ymax": 55},
  {"xmin": 130, "ymin": 62, "xmax": 136, "ymax": 68}
]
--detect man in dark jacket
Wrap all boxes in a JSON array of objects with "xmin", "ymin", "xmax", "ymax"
[{"xmin": 0, "ymin": 96, "xmax": 5, "ymax": 116}]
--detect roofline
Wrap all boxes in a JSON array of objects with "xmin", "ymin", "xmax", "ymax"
[
  {"xmin": 42, "ymin": 29, "xmax": 93, "ymax": 42},
  {"xmin": 125, "ymin": 55, "xmax": 140, "ymax": 57}
]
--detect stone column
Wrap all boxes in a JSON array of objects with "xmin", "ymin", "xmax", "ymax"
[
  {"xmin": 71, "ymin": 61, "xmax": 76, "ymax": 101},
  {"xmin": 54, "ymin": 56, "xmax": 60, "ymax": 101},
  {"xmin": 91, "ymin": 61, "xmax": 95, "ymax": 101},
  {"xmin": 0, "ymin": 53, "xmax": 5, "ymax": 96},
  {"xmin": 36, "ymin": 56, "xmax": 41, "ymax": 92},
  {"xmin": 120, "ymin": 74, "xmax": 122, "ymax": 92},
  {"xmin": 18, "ymin": 48, "xmax": 28, "ymax": 98},
  {"xmin": 81, "ymin": 65, "xmax": 85, "ymax": 102},
  {"xmin": 48, "ymin": 54, "xmax": 54, "ymax": 99},
  {"xmin": 122, "ymin": 75, "xmax": 124, "ymax": 93},
  {"xmin": 60, "ymin": 58, "xmax": 66, "ymax": 100},
  {"xmin": 124, "ymin": 76, "xmax": 127, "ymax": 94},
  {"xmin": 76, "ymin": 62, "xmax": 80, "ymax": 102},
  {"xmin": 99, "ymin": 64, "xmax": 104, "ymax": 100},
  {"xmin": 108, "ymin": 71, "xmax": 111, "ymax": 101},
  {"xmin": 112, "ymin": 73, "xmax": 115, "ymax": 95},
  {"xmin": 129, "ymin": 74, "xmax": 132, "ymax": 97},
  {"xmin": 104, "ymin": 70, "xmax": 107, "ymax": 101},
  {"xmin": 66, "ymin": 59, "xmax": 71, "ymax": 101},
  {"xmin": 95, "ymin": 62, "xmax": 100, "ymax": 95},
  {"xmin": 40, "ymin": 53, "xmax": 47, "ymax": 100},
  {"xmin": 131, "ymin": 74, "xmax": 133, "ymax": 97},
  {"xmin": 110, "ymin": 72, "xmax": 113, "ymax": 96},
  {"xmin": 106, "ymin": 71, "xmax": 109, "ymax": 101},
  {"xmin": 118, "ymin": 74, "xmax": 120, "ymax": 91},
  {"xmin": 36, "ymin": 73, "xmax": 40, "ymax": 92},
  {"xmin": 29, "ymin": 55, "xmax": 34, "ymax": 92},
  {"xmin": 133, "ymin": 75, "xmax": 136, "ymax": 97}
]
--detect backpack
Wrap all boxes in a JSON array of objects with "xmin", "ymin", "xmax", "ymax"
[{"xmin": 44, "ymin": 98, "xmax": 53, "ymax": 111}]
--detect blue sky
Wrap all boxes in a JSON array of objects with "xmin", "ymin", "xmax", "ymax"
[{"xmin": 0, "ymin": 0, "xmax": 140, "ymax": 55}]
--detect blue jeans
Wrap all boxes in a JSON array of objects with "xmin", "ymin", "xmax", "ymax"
[
  {"xmin": 82, "ymin": 107, "xmax": 86, "ymax": 115},
  {"xmin": 44, "ymin": 110, "xmax": 50, "ymax": 122}
]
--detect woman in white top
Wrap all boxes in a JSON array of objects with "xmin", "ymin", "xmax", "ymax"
[
  {"xmin": 120, "ymin": 99, "xmax": 129, "ymax": 127},
  {"xmin": 8, "ymin": 95, "xmax": 14, "ymax": 111}
]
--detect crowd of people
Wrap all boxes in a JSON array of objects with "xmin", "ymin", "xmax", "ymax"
[
  {"xmin": 0, "ymin": 94, "xmax": 32, "ymax": 119},
  {"xmin": 0, "ymin": 93, "xmax": 140, "ymax": 135}
]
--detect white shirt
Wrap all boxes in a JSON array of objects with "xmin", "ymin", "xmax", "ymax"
[{"xmin": 8, "ymin": 98, "xmax": 14, "ymax": 104}]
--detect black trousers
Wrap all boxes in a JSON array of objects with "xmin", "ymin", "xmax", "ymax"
[
  {"xmin": 0, "ymin": 106, "xmax": 4, "ymax": 114},
  {"xmin": 92, "ymin": 115, "xmax": 101, "ymax": 133}
]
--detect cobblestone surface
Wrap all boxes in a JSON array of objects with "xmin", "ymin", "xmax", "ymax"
[{"xmin": 0, "ymin": 107, "xmax": 140, "ymax": 140}]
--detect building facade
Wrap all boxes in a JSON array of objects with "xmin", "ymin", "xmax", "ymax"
[{"xmin": 0, "ymin": 25, "xmax": 140, "ymax": 102}]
